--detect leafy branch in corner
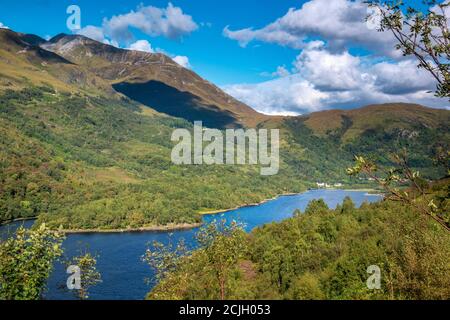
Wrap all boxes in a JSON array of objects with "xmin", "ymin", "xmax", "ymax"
[
  {"xmin": 367, "ymin": 0, "xmax": 450, "ymax": 98},
  {"xmin": 347, "ymin": 151, "xmax": 450, "ymax": 232}
]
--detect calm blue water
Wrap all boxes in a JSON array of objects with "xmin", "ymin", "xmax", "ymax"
[{"xmin": 0, "ymin": 189, "xmax": 381, "ymax": 300}]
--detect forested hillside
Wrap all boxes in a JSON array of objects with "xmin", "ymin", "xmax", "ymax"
[
  {"xmin": 147, "ymin": 180, "xmax": 450, "ymax": 300},
  {"xmin": 0, "ymin": 87, "xmax": 305, "ymax": 229},
  {"xmin": 0, "ymin": 28, "xmax": 449, "ymax": 230}
]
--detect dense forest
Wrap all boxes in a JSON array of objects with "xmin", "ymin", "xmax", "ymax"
[
  {"xmin": 147, "ymin": 179, "xmax": 450, "ymax": 300},
  {"xmin": 0, "ymin": 86, "xmax": 307, "ymax": 229},
  {"xmin": 0, "ymin": 85, "xmax": 448, "ymax": 230}
]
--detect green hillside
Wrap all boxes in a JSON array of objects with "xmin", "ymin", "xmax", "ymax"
[
  {"xmin": 0, "ymin": 28, "xmax": 449, "ymax": 230},
  {"xmin": 0, "ymin": 86, "xmax": 305, "ymax": 229},
  {"xmin": 147, "ymin": 182, "xmax": 450, "ymax": 300}
]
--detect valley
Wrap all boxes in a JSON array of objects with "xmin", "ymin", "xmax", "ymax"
[
  {"xmin": 0, "ymin": 28, "xmax": 448, "ymax": 232},
  {"xmin": 1, "ymin": 0, "xmax": 449, "ymax": 303}
]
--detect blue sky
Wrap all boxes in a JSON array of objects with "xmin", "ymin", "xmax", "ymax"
[
  {"xmin": 0, "ymin": 0, "xmax": 303, "ymax": 85},
  {"xmin": 0, "ymin": 0, "xmax": 448, "ymax": 114}
]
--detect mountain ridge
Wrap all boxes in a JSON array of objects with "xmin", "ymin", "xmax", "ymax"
[
  {"xmin": 1, "ymin": 28, "xmax": 447, "ymax": 127},
  {"xmin": 41, "ymin": 32, "xmax": 268, "ymax": 128},
  {"xmin": 0, "ymin": 28, "xmax": 449, "ymax": 230}
]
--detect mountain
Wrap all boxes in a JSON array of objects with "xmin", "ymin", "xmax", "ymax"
[
  {"xmin": 281, "ymin": 103, "xmax": 449, "ymax": 179},
  {"xmin": 0, "ymin": 28, "xmax": 448, "ymax": 230},
  {"xmin": 0, "ymin": 29, "xmax": 114, "ymax": 95},
  {"xmin": 41, "ymin": 33, "xmax": 267, "ymax": 129},
  {"xmin": 302, "ymin": 103, "xmax": 449, "ymax": 140}
]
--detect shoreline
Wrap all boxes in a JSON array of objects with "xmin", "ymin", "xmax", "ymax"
[
  {"xmin": 59, "ymin": 222, "xmax": 203, "ymax": 234},
  {"xmin": 0, "ymin": 216, "xmax": 37, "ymax": 226},
  {"xmin": 1, "ymin": 188, "xmax": 383, "ymax": 233},
  {"xmin": 198, "ymin": 192, "xmax": 300, "ymax": 216},
  {"xmin": 198, "ymin": 188, "xmax": 382, "ymax": 216}
]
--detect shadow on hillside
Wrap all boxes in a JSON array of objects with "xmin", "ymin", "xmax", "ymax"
[{"xmin": 113, "ymin": 80, "xmax": 240, "ymax": 129}]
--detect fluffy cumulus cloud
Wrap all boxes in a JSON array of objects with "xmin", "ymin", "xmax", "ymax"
[
  {"xmin": 293, "ymin": 41, "xmax": 364, "ymax": 91},
  {"xmin": 223, "ymin": 43, "xmax": 444, "ymax": 115},
  {"xmin": 103, "ymin": 3, "xmax": 198, "ymax": 43},
  {"xmin": 224, "ymin": 0, "xmax": 398, "ymax": 57},
  {"xmin": 173, "ymin": 55, "xmax": 191, "ymax": 68},
  {"xmin": 76, "ymin": 3, "xmax": 197, "ymax": 46},
  {"xmin": 77, "ymin": 25, "xmax": 105, "ymax": 43},
  {"xmin": 261, "ymin": 66, "xmax": 291, "ymax": 78},
  {"xmin": 127, "ymin": 40, "xmax": 154, "ymax": 53},
  {"xmin": 74, "ymin": 5, "xmax": 195, "ymax": 65},
  {"xmin": 223, "ymin": 0, "xmax": 448, "ymax": 114},
  {"xmin": 0, "ymin": 22, "xmax": 9, "ymax": 29},
  {"xmin": 224, "ymin": 75, "xmax": 329, "ymax": 115}
]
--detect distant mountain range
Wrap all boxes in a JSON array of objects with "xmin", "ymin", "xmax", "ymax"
[{"xmin": 0, "ymin": 28, "xmax": 448, "ymax": 230}]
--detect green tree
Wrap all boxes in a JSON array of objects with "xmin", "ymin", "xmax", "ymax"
[
  {"xmin": 347, "ymin": 152, "xmax": 450, "ymax": 231},
  {"xmin": 0, "ymin": 224, "xmax": 64, "ymax": 300},
  {"xmin": 143, "ymin": 236, "xmax": 189, "ymax": 283},
  {"xmin": 367, "ymin": 0, "xmax": 450, "ymax": 97},
  {"xmin": 66, "ymin": 252, "xmax": 102, "ymax": 300},
  {"xmin": 195, "ymin": 220, "xmax": 248, "ymax": 300}
]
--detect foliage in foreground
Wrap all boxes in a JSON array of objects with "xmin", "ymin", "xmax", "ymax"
[
  {"xmin": 0, "ymin": 224, "xmax": 64, "ymax": 300},
  {"xmin": 147, "ymin": 183, "xmax": 450, "ymax": 300},
  {"xmin": 368, "ymin": 0, "xmax": 450, "ymax": 98},
  {"xmin": 65, "ymin": 252, "xmax": 102, "ymax": 300},
  {"xmin": 144, "ymin": 220, "xmax": 247, "ymax": 300},
  {"xmin": 0, "ymin": 224, "xmax": 101, "ymax": 300},
  {"xmin": 348, "ymin": 151, "xmax": 450, "ymax": 231}
]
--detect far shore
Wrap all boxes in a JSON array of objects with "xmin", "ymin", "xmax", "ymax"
[
  {"xmin": 0, "ymin": 216, "xmax": 37, "ymax": 226},
  {"xmin": 59, "ymin": 222, "xmax": 203, "ymax": 234},
  {"xmin": 0, "ymin": 188, "xmax": 383, "ymax": 234},
  {"xmin": 198, "ymin": 188, "xmax": 382, "ymax": 216}
]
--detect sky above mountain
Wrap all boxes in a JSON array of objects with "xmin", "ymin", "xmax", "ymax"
[{"xmin": 0, "ymin": 0, "xmax": 448, "ymax": 114}]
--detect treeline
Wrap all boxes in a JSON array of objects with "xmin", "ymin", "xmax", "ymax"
[{"xmin": 147, "ymin": 181, "xmax": 450, "ymax": 300}]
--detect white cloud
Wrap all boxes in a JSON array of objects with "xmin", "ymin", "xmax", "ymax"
[
  {"xmin": 224, "ymin": 0, "xmax": 398, "ymax": 57},
  {"xmin": 222, "ymin": 0, "xmax": 448, "ymax": 114},
  {"xmin": 77, "ymin": 25, "xmax": 106, "ymax": 42},
  {"xmin": 75, "ymin": 3, "xmax": 197, "ymax": 49},
  {"xmin": 371, "ymin": 60, "xmax": 436, "ymax": 95},
  {"xmin": 102, "ymin": 39, "xmax": 120, "ymax": 47},
  {"xmin": 260, "ymin": 65, "xmax": 291, "ymax": 78},
  {"xmin": 223, "ymin": 45, "xmax": 446, "ymax": 115},
  {"xmin": 274, "ymin": 66, "xmax": 291, "ymax": 77},
  {"xmin": 224, "ymin": 75, "xmax": 329, "ymax": 115},
  {"xmin": 127, "ymin": 40, "xmax": 154, "ymax": 53},
  {"xmin": 103, "ymin": 3, "xmax": 198, "ymax": 43},
  {"xmin": 173, "ymin": 55, "xmax": 191, "ymax": 68},
  {"xmin": 293, "ymin": 42, "xmax": 364, "ymax": 91},
  {"xmin": 0, "ymin": 22, "xmax": 9, "ymax": 29}
]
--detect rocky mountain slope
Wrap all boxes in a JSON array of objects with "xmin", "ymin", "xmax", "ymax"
[{"xmin": 41, "ymin": 33, "xmax": 267, "ymax": 128}]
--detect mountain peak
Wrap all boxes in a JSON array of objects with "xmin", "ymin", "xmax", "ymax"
[
  {"xmin": 0, "ymin": 28, "xmax": 46, "ymax": 47},
  {"xmin": 1, "ymin": 29, "xmax": 266, "ymax": 128},
  {"xmin": 48, "ymin": 33, "xmax": 72, "ymax": 43},
  {"xmin": 34, "ymin": 31, "xmax": 268, "ymax": 128}
]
